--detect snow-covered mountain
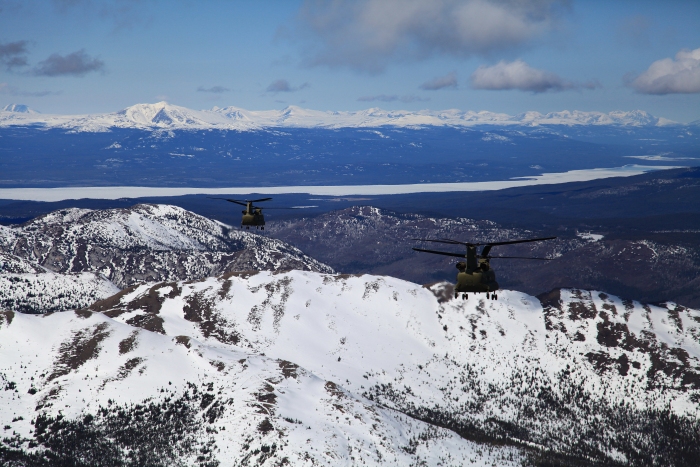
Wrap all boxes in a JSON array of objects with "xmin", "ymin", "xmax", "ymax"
[
  {"xmin": 1, "ymin": 270, "xmax": 698, "ymax": 465},
  {"xmin": 0, "ymin": 271, "xmax": 119, "ymax": 314},
  {"xmin": 0, "ymin": 251, "xmax": 46, "ymax": 274},
  {"xmin": 0, "ymin": 251, "xmax": 120, "ymax": 313},
  {"xmin": 2, "ymin": 104, "xmax": 39, "ymax": 114},
  {"xmin": 0, "ymin": 204, "xmax": 332, "ymax": 289},
  {"xmin": 0, "ymin": 101, "xmax": 678, "ymax": 132}
]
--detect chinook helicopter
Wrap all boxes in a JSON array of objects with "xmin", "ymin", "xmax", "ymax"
[
  {"xmin": 413, "ymin": 236, "xmax": 556, "ymax": 300},
  {"xmin": 209, "ymin": 197, "xmax": 296, "ymax": 230}
]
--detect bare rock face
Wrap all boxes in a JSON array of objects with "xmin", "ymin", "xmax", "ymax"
[{"xmin": 0, "ymin": 204, "xmax": 333, "ymax": 288}]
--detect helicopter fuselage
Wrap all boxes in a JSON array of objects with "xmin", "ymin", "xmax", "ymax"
[
  {"xmin": 413, "ymin": 235, "xmax": 555, "ymax": 300},
  {"xmin": 241, "ymin": 210, "xmax": 265, "ymax": 227},
  {"xmin": 455, "ymin": 269, "xmax": 499, "ymax": 293},
  {"xmin": 456, "ymin": 257, "xmax": 499, "ymax": 292}
]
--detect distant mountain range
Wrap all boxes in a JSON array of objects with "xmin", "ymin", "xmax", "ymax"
[{"xmin": 0, "ymin": 101, "xmax": 683, "ymax": 132}]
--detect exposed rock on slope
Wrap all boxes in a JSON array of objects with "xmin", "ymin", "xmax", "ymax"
[
  {"xmin": 0, "ymin": 204, "xmax": 333, "ymax": 288},
  {"xmin": 0, "ymin": 251, "xmax": 45, "ymax": 274},
  {"xmin": 2, "ymin": 271, "xmax": 698, "ymax": 466}
]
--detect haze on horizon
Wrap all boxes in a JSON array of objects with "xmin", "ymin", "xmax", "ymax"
[{"xmin": 0, "ymin": 0, "xmax": 699, "ymax": 122}]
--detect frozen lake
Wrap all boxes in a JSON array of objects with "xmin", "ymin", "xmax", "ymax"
[{"xmin": 0, "ymin": 165, "xmax": 680, "ymax": 202}]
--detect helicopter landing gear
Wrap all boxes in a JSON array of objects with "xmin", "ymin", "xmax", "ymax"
[
  {"xmin": 455, "ymin": 292, "xmax": 458, "ymax": 299},
  {"xmin": 462, "ymin": 293, "xmax": 468, "ymax": 300},
  {"xmin": 486, "ymin": 292, "xmax": 490, "ymax": 299}
]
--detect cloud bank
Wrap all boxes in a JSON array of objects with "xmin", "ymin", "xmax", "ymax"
[
  {"xmin": 51, "ymin": 0, "xmax": 149, "ymax": 31},
  {"xmin": 0, "ymin": 40, "xmax": 29, "ymax": 70},
  {"xmin": 197, "ymin": 85, "xmax": 230, "ymax": 94},
  {"xmin": 0, "ymin": 82, "xmax": 59, "ymax": 97},
  {"xmin": 34, "ymin": 49, "xmax": 104, "ymax": 77},
  {"xmin": 471, "ymin": 60, "xmax": 581, "ymax": 93},
  {"xmin": 357, "ymin": 94, "xmax": 429, "ymax": 103},
  {"xmin": 296, "ymin": 0, "xmax": 567, "ymax": 72},
  {"xmin": 266, "ymin": 79, "xmax": 310, "ymax": 93},
  {"xmin": 628, "ymin": 47, "xmax": 700, "ymax": 95},
  {"xmin": 420, "ymin": 71, "xmax": 458, "ymax": 90}
]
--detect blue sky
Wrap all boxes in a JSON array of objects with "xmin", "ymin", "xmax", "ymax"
[{"xmin": 1, "ymin": 0, "xmax": 699, "ymax": 122}]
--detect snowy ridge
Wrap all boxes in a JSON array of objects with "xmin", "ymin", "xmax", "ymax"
[
  {"xmin": 0, "ymin": 272, "xmax": 119, "ymax": 314},
  {"xmin": 0, "ymin": 204, "xmax": 333, "ymax": 289},
  {"xmin": 0, "ymin": 101, "xmax": 678, "ymax": 132},
  {"xmin": 1, "ymin": 271, "xmax": 698, "ymax": 465},
  {"xmin": 0, "ymin": 277, "xmax": 528, "ymax": 466},
  {"xmin": 0, "ymin": 251, "xmax": 120, "ymax": 313}
]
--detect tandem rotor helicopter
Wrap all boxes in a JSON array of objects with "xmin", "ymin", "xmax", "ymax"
[
  {"xmin": 413, "ymin": 236, "xmax": 556, "ymax": 300},
  {"xmin": 209, "ymin": 197, "xmax": 299, "ymax": 230}
]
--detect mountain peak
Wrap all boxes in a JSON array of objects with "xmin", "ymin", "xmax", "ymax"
[
  {"xmin": 0, "ymin": 102, "xmax": 685, "ymax": 132},
  {"xmin": 3, "ymin": 204, "xmax": 333, "ymax": 288},
  {"xmin": 2, "ymin": 103, "xmax": 39, "ymax": 114}
]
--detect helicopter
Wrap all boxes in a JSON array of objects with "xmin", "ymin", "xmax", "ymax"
[
  {"xmin": 413, "ymin": 236, "xmax": 556, "ymax": 300},
  {"xmin": 209, "ymin": 197, "xmax": 294, "ymax": 230}
]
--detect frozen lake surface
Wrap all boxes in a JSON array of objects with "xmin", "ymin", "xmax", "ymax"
[{"xmin": 0, "ymin": 164, "xmax": 680, "ymax": 201}]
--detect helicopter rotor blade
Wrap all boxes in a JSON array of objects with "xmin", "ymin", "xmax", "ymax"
[
  {"xmin": 488, "ymin": 256, "xmax": 553, "ymax": 260},
  {"xmin": 250, "ymin": 198, "xmax": 272, "ymax": 203},
  {"xmin": 207, "ymin": 197, "xmax": 248, "ymax": 207},
  {"xmin": 414, "ymin": 236, "xmax": 556, "ymax": 247},
  {"xmin": 413, "ymin": 238, "xmax": 476, "ymax": 246},
  {"xmin": 412, "ymin": 248, "xmax": 466, "ymax": 258},
  {"xmin": 439, "ymin": 238, "xmax": 478, "ymax": 246},
  {"xmin": 485, "ymin": 236, "xmax": 557, "ymax": 247}
]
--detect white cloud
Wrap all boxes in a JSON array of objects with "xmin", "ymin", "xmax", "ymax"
[
  {"xmin": 628, "ymin": 47, "xmax": 700, "ymax": 95},
  {"xmin": 295, "ymin": 0, "xmax": 568, "ymax": 72},
  {"xmin": 420, "ymin": 71, "xmax": 458, "ymax": 90},
  {"xmin": 470, "ymin": 59, "xmax": 574, "ymax": 93}
]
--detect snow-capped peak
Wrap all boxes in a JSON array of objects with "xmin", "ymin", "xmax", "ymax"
[
  {"xmin": 2, "ymin": 103, "xmax": 40, "ymax": 114},
  {"xmin": 115, "ymin": 101, "xmax": 210, "ymax": 127},
  {"xmin": 0, "ymin": 101, "xmax": 682, "ymax": 132}
]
